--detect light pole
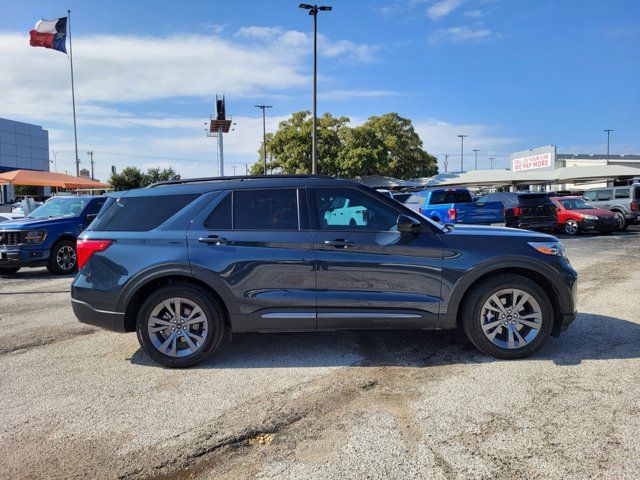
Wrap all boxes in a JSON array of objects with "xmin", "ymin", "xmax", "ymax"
[
  {"xmin": 444, "ymin": 154, "xmax": 449, "ymax": 173},
  {"xmin": 255, "ymin": 105, "xmax": 273, "ymax": 174},
  {"xmin": 87, "ymin": 151, "xmax": 94, "ymax": 180},
  {"xmin": 457, "ymin": 134, "xmax": 467, "ymax": 172},
  {"xmin": 473, "ymin": 149, "xmax": 480, "ymax": 170},
  {"xmin": 299, "ymin": 3, "xmax": 332, "ymax": 174},
  {"xmin": 489, "ymin": 156, "xmax": 495, "ymax": 170},
  {"xmin": 604, "ymin": 129, "xmax": 613, "ymax": 165}
]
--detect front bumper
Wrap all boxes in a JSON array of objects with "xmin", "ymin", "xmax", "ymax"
[
  {"xmin": 0, "ymin": 247, "xmax": 50, "ymax": 268},
  {"xmin": 71, "ymin": 298, "xmax": 126, "ymax": 332},
  {"xmin": 578, "ymin": 217, "xmax": 618, "ymax": 231}
]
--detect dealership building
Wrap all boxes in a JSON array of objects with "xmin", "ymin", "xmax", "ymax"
[{"xmin": 0, "ymin": 117, "xmax": 50, "ymax": 203}]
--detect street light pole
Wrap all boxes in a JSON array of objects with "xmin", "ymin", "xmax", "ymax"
[
  {"xmin": 489, "ymin": 156, "xmax": 495, "ymax": 170},
  {"xmin": 457, "ymin": 134, "xmax": 468, "ymax": 172},
  {"xmin": 604, "ymin": 129, "xmax": 613, "ymax": 165},
  {"xmin": 299, "ymin": 3, "xmax": 332, "ymax": 174},
  {"xmin": 255, "ymin": 105, "xmax": 273, "ymax": 174},
  {"xmin": 473, "ymin": 149, "xmax": 480, "ymax": 170}
]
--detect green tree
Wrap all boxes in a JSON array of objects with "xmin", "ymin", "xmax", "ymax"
[
  {"xmin": 142, "ymin": 167, "xmax": 181, "ymax": 186},
  {"xmin": 250, "ymin": 111, "xmax": 438, "ymax": 179},
  {"xmin": 108, "ymin": 167, "xmax": 146, "ymax": 191},
  {"xmin": 343, "ymin": 113, "xmax": 438, "ymax": 178},
  {"xmin": 251, "ymin": 111, "xmax": 350, "ymax": 175}
]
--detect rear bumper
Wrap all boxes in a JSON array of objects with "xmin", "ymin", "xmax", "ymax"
[
  {"xmin": 71, "ymin": 298, "xmax": 126, "ymax": 332},
  {"xmin": 512, "ymin": 218, "xmax": 557, "ymax": 229}
]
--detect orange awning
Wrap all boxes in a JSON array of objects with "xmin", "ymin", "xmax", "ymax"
[{"xmin": 0, "ymin": 169, "xmax": 109, "ymax": 189}]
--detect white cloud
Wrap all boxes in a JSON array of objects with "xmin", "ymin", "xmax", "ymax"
[
  {"xmin": 413, "ymin": 118, "xmax": 519, "ymax": 170},
  {"xmin": 427, "ymin": 0, "xmax": 464, "ymax": 20},
  {"xmin": 464, "ymin": 9, "xmax": 484, "ymax": 18},
  {"xmin": 428, "ymin": 26, "xmax": 496, "ymax": 44}
]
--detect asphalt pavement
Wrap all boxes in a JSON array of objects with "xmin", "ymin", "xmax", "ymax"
[{"xmin": 0, "ymin": 226, "xmax": 639, "ymax": 479}]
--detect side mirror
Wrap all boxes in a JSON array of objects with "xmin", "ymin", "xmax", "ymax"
[{"xmin": 397, "ymin": 214, "xmax": 422, "ymax": 234}]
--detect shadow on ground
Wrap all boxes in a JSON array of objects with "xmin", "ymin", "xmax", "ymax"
[{"xmin": 129, "ymin": 312, "xmax": 640, "ymax": 370}]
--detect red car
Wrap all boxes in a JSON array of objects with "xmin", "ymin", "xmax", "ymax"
[{"xmin": 550, "ymin": 196, "xmax": 618, "ymax": 235}]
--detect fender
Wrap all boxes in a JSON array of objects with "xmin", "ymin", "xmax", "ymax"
[
  {"xmin": 439, "ymin": 255, "xmax": 577, "ymax": 326},
  {"xmin": 115, "ymin": 262, "xmax": 241, "ymax": 317}
]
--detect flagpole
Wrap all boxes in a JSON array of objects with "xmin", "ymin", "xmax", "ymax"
[{"xmin": 67, "ymin": 9, "xmax": 80, "ymax": 177}]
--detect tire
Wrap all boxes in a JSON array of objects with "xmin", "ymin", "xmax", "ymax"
[
  {"xmin": 563, "ymin": 219, "xmax": 579, "ymax": 235},
  {"xmin": 47, "ymin": 239, "xmax": 78, "ymax": 275},
  {"xmin": 461, "ymin": 274, "xmax": 554, "ymax": 359},
  {"xmin": 136, "ymin": 283, "xmax": 226, "ymax": 368},
  {"xmin": 0, "ymin": 267, "xmax": 20, "ymax": 276},
  {"xmin": 613, "ymin": 212, "xmax": 628, "ymax": 232}
]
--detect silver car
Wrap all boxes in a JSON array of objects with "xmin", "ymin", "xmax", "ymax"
[{"xmin": 582, "ymin": 184, "xmax": 639, "ymax": 231}]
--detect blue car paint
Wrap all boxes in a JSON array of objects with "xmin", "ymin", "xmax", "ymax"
[
  {"xmin": 0, "ymin": 196, "xmax": 105, "ymax": 270},
  {"xmin": 70, "ymin": 177, "xmax": 577, "ymax": 340},
  {"xmin": 409, "ymin": 188, "xmax": 504, "ymax": 224}
]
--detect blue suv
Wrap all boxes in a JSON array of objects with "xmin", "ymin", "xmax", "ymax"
[
  {"xmin": 71, "ymin": 175, "xmax": 577, "ymax": 367},
  {"xmin": 0, "ymin": 196, "xmax": 106, "ymax": 275}
]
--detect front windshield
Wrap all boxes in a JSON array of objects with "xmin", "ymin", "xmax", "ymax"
[
  {"xmin": 560, "ymin": 198, "xmax": 593, "ymax": 210},
  {"xmin": 27, "ymin": 197, "xmax": 89, "ymax": 219}
]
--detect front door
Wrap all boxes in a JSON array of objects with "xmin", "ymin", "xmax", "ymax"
[
  {"xmin": 188, "ymin": 188, "xmax": 317, "ymax": 332},
  {"xmin": 308, "ymin": 186, "xmax": 443, "ymax": 330}
]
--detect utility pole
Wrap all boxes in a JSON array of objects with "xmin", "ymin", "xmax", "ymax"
[
  {"xmin": 245, "ymin": 163, "xmax": 249, "ymax": 175},
  {"xmin": 232, "ymin": 165, "xmax": 237, "ymax": 176},
  {"xmin": 473, "ymin": 149, "xmax": 480, "ymax": 170},
  {"xmin": 299, "ymin": 3, "xmax": 332, "ymax": 174},
  {"xmin": 604, "ymin": 129, "xmax": 613, "ymax": 165},
  {"xmin": 255, "ymin": 104, "xmax": 273, "ymax": 174},
  {"xmin": 87, "ymin": 151, "xmax": 94, "ymax": 180},
  {"xmin": 489, "ymin": 156, "xmax": 495, "ymax": 170},
  {"xmin": 444, "ymin": 154, "xmax": 449, "ymax": 173},
  {"xmin": 457, "ymin": 134, "xmax": 468, "ymax": 172}
]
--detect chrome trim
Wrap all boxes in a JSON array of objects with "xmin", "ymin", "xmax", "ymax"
[
  {"xmin": 71, "ymin": 298, "xmax": 123, "ymax": 315},
  {"xmin": 318, "ymin": 312, "xmax": 422, "ymax": 319},
  {"xmin": 261, "ymin": 312, "xmax": 317, "ymax": 319}
]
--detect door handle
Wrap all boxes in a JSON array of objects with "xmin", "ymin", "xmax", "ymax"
[
  {"xmin": 198, "ymin": 235, "xmax": 228, "ymax": 245},
  {"xmin": 324, "ymin": 239, "xmax": 354, "ymax": 248}
]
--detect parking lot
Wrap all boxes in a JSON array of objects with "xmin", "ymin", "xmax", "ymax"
[{"xmin": 1, "ymin": 227, "xmax": 639, "ymax": 480}]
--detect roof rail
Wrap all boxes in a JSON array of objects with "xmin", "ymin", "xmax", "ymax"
[{"xmin": 149, "ymin": 174, "xmax": 334, "ymax": 188}]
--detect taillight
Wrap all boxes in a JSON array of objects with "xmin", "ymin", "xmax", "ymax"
[
  {"xmin": 513, "ymin": 207, "xmax": 523, "ymax": 216},
  {"xmin": 77, "ymin": 239, "xmax": 113, "ymax": 270},
  {"xmin": 631, "ymin": 201, "xmax": 638, "ymax": 212},
  {"xmin": 448, "ymin": 208, "xmax": 457, "ymax": 221}
]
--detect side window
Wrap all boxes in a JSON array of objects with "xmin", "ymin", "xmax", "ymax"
[
  {"xmin": 583, "ymin": 191, "xmax": 596, "ymax": 201},
  {"xmin": 596, "ymin": 190, "xmax": 613, "ymax": 201},
  {"xmin": 204, "ymin": 193, "xmax": 231, "ymax": 230},
  {"xmin": 405, "ymin": 193, "xmax": 424, "ymax": 206},
  {"xmin": 85, "ymin": 199, "xmax": 106, "ymax": 217},
  {"xmin": 614, "ymin": 188, "xmax": 630, "ymax": 199},
  {"xmin": 233, "ymin": 189, "xmax": 298, "ymax": 230},
  {"xmin": 429, "ymin": 191, "xmax": 447, "ymax": 205},
  {"xmin": 313, "ymin": 188, "xmax": 401, "ymax": 232}
]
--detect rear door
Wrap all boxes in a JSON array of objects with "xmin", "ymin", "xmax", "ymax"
[
  {"xmin": 308, "ymin": 186, "xmax": 443, "ymax": 330},
  {"xmin": 187, "ymin": 188, "xmax": 317, "ymax": 332}
]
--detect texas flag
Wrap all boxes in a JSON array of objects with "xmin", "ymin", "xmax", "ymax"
[{"xmin": 29, "ymin": 17, "xmax": 67, "ymax": 53}]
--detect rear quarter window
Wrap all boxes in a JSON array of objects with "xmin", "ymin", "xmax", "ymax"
[
  {"xmin": 614, "ymin": 188, "xmax": 630, "ymax": 199},
  {"xmin": 91, "ymin": 194, "xmax": 199, "ymax": 231}
]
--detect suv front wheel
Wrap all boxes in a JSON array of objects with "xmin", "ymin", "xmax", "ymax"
[
  {"xmin": 136, "ymin": 283, "xmax": 226, "ymax": 368},
  {"xmin": 461, "ymin": 274, "xmax": 553, "ymax": 359}
]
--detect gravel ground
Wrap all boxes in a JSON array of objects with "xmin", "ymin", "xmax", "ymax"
[{"xmin": 0, "ymin": 226, "xmax": 639, "ymax": 479}]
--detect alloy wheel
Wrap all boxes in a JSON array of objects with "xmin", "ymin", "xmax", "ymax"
[
  {"xmin": 56, "ymin": 245, "xmax": 77, "ymax": 271},
  {"xmin": 147, "ymin": 297, "xmax": 209, "ymax": 358},
  {"xmin": 480, "ymin": 288, "xmax": 542, "ymax": 349},
  {"xmin": 564, "ymin": 219, "xmax": 578, "ymax": 235}
]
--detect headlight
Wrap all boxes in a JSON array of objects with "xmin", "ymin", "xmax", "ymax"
[
  {"xmin": 528, "ymin": 241, "xmax": 564, "ymax": 257},
  {"xmin": 25, "ymin": 229, "xmax": 46, "ymax": 245},
  {"xmin": 583, "ymin": 214, "xmax": 598, "ymax": 220}
]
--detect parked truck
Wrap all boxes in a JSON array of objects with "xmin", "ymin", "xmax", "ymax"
[{"xmin": 405, "ymin": 188, "xmax": 504, "ymax": 224}]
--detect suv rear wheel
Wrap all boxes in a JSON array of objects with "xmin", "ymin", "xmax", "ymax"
[
  {"xmin": 461, "ymin": 274, "xmax": 553, "ymax": 359},
  {"xmin": 47, "ymin": 239, "xmax": 78, "ymax": 275},
  {"xmin": 136, "ymin": 283, "xmax": 226, "ymax": 368},
  {"xmin": 613, "ymin": 211, "xmax": 628, "ymax": 231}
]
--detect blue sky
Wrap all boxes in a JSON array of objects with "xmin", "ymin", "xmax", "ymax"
[{"xmin": 1, "ymin": 0, "xmax": 638, "ymax": 179}]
